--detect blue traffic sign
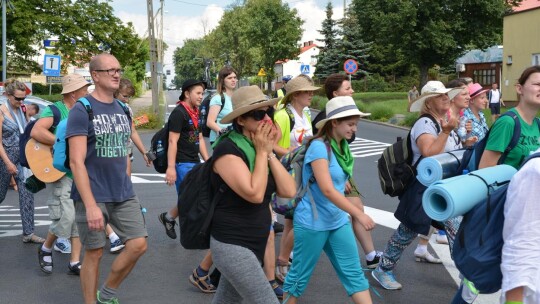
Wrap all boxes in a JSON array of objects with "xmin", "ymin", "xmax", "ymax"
[
  {"xmin": 300, "ymin": 64, "xmax": 310, "ymax": 74},
  {"xmin": 343, "ymin": 59, "xmax": 358, "ymax": 75},
  {"xmin": 43, "ymin": 55, "xmax": 61, "ymax": 76}
]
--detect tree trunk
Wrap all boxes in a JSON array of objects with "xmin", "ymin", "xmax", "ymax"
[{"xmin": 419, "ymin": 63, "xmax": 429, "ymax": 88}]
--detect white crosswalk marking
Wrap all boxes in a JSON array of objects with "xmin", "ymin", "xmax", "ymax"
[
  {"xmin": 350, "ymin": 138, "xmax": 390, "ymax": 158},
  {"xmin": 0, "ymin": 205, "xmax": 51, "ymax": 237}
]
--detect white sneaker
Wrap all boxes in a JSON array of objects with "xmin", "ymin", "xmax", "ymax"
[
  {"xmin": 414, "ymin": 251, "xmax": 442, "ymax": 264},
  {"xmin": 54, "ymin": 238, "xmax": 72, "ymax": 254}
]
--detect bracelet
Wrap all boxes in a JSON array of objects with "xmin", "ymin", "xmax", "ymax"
[{"xmin": 268, "ymin": 153, "xmax": 276, "ymax": 161}]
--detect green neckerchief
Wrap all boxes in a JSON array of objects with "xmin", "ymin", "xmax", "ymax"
[
  {"xmin": 213, "ymin": 131, "xmax": 256, "ymax": 172},
  {"xmin": 330, "ymin": 138, "xmax": 354, "ymax": 177}
]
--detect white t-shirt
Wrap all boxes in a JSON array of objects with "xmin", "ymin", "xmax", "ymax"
[
  {"xmin": 288, "ymin": 104, "xmax": 312, "ymax": 148},
  {"xmin": 410, "ymin": 116, "xmax": 461, "ymax": 164},
  {"xmin": 500, "ymin": 148, "xmax": 540, "ymax": 304},
  {"xmin": 490, "ymin": 89, "xmax": 501, "ymax": 104}
]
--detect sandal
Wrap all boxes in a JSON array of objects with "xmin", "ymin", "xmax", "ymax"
[
  {"xmin": 38, "ymin": 247, "xmax": 53, "ymax": 274},
  {"xmin": 22, "ymin": 233, "xmax": 45, "ymax": 244}
]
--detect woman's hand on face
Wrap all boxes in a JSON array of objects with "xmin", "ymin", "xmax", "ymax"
[{"xmin": 251, "ymin": 120, "xmax": 274, "ymax": 154}]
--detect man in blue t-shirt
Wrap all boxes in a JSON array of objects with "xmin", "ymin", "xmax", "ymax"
[{"xmin": 66, "ymin": 54, "xmax": 147, "ymax": 304}]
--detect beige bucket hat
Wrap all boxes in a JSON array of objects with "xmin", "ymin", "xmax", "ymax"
[
  {"xmin": 61, "ymin": 74, "xmax": 91, "ymax": 95},
  {"xmin": 220, "ymin": 86, "xmax": 280, "ymax": 124},
  {"xmin": 280, "ymin": 75, "xmax": 320, "ymax": 106}
]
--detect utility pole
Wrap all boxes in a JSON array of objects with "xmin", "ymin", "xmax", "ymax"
[
  {"xmin": 146, "ymin": 0, "xmax": 159, "ymax": 114},
  {"xmin": 2, "ymin": 0, "xmax": 9, "ymax": 82},
  {"xmin": 158, "ymin": 0, "xmax": 164, "ymax": 93}
]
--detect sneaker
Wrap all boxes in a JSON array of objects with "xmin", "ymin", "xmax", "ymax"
[
  {"xmin": 366, "ymin": 251, "xmax": 383, "ymax": 269},
  {"xmin": 273, "ymin": 221, "xmax": 284, "ymax": 234},
  {"xmin": 68, "ymin": 262, "xmax": 81, "ymax": 275},
  {"xmin": 38, "ymin": 247, "xmax": 53, "ymax": 274},
  {"xmin": 414, "ymin": 251, "xmax": 442, "ymax": 264},
  {"xmin": 23, "ymin": 233, "xmax": 45, "ymax": 244},
  {"xmin": 270, "ymin": 281, "xmax": 284, "ymax": 300},
  {"xmin": 158, "ymin": 212, "xmax": 177, "ymax": 239},
  {"xmin": 275, "ymin": 260, "xmax": 290, "ymax": 283},
  {"xmin": 372, "ymin": 267, "xmax": 402, "ymax": 290},
  {"xmin": 96, "ymin": 290, "xmax": 119, "ymax": 304},
  {"xmin": 189, "ymin": 269, "xmax": 217, "ymax": 293},
  {"xmin": 109, "ymin": 239, "xmax": 125, "ymax": 254},
  {"xmin": 54, "ymin": 238, "xmax": 72, "ymax": 254},
  {"xmin": 436, "ymin": 232, "xmax": 449, "ymax": 245}
]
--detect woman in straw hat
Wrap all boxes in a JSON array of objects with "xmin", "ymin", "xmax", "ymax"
[
  {"xmin": 210, "ymin": 85, "xmax": 296, "ymax": 304},
  {"xmin": 273, "ymin": 75, "xmax": 320, "ymax": 284},
  {"xmin": 372, "ymin": 81, "xmax": 462, "ymax": 291},
  {"xmin": 282, "ymin": 96, "xmax": 375, "ymax": 304}
]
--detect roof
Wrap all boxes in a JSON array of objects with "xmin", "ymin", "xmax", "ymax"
[
  {"xmin": 275, "ymin": 43, "xmax": 319, "ymax": 64},
  {"xmin": 456, "ymin": 46, "xmax": 503, "ymax": 64},
  {"xmin": 511, "ymin": 0, "xmax": 540, "ymax": 13}
]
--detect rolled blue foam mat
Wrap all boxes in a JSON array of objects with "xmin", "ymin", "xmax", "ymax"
[
  {"xmin": 422, "ymin": 164, "xmax": 517, "ymax": 221},
  {"xmin": 417, "ymin": 150, "xmax": 465, "ymax": 186}
]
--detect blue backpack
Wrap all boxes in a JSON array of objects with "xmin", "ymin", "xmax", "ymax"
[
  {"xmin": 52, "ymin": 97, "xmax": 131, "ymax": 173},
  {"xmin": 19, "ymin": 105, "xmax": 61, "ymax": 169},
  {"xmin": 452, "ymin": 152, "xmax": 540, "ymax": 294},
  {"xmin": 459, "ymin": 111, "xmax": 540, "ymax": 172}
]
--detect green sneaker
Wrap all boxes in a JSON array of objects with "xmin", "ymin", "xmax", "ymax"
[{"xmin": 96, "ymin": 291, "xmax": 119, "ymax": 304}]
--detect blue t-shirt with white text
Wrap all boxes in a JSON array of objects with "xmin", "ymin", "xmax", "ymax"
[{"xmin": 65, "ymin": 95, "xmax": 134, "ymax": 203}]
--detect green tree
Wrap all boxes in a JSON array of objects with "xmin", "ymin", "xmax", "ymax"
[
  {"xmin": 335, "ymin": 10, "xmax": 371, "ymax": 79},
  {"xmin": 351, "ymin": 0, "xmax": 520, "ymax": 86},
  {"xmin": 173, "ymin": 38, "xmax": 207, "ymax": 84},
  {"xmin": 244, "ymin": 0, "xmax": 303, "ymax": 90},
  {"xmin": 315, "ymin": 2, "xmax": 340, "ymax": 79}
]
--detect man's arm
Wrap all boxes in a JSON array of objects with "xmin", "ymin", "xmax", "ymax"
[
  {"xmin": 69, "ymin": 135, "xmax": 104, "ymax": 231},
  {"xmin": 31, "ymin": 117, "xmax": 55, "ymax": 145}
]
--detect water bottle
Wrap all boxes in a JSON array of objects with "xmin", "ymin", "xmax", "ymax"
[
  {"xmin": 156, "ymin": 140, "xmax": 164, "ymax": 157},
  {"xmin": 201, "ymin": 106, "xmax": 207, "ymax": 123},
  {"xmin": 457, "ymin": 115, "xmax": 470, "ymax": 141}
]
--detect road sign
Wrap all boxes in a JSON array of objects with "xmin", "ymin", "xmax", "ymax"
[
  {"xmin": 257, "ymin": 68, "xmax": 266, "ymax": 77},
  {"xmin": 43, "ymin": 55, "xmax": 61, "ymax": 76},
  {"xmin": 343, "ymin": 59, "xmax": 358, "ymax": 75},
  {"xmin": 300, "ymin": 64, "xmax": 310, "ymax": 74},
  {"xmin": 46, "ymin": 76, "xmax": 63, "ymax": 84},
  {"xmin": 43, "ymin": 39, "xmax": 59, "ymax": 49}
]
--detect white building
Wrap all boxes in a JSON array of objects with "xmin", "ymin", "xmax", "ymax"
[{"xmin": 274, "ymin": 41, "xmax": 319, "ymax": 80}]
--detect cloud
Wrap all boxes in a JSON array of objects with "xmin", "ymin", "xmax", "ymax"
[{"xmin": 289, "ymin": 0, "xmax": 344, "ymax": 45}]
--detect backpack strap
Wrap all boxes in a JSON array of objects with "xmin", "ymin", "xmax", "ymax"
[
  {"xmin": 409, "ymin": 114, "xmax": 441, "ymax": 167},
  {"xmin": 497, "ymin": 111, "xmax": 521, "ymax": 165},
  {"xmin": 284, "ymin": 106, "xmax": 295, "ymax": 130},
  {"xmin": 49, "ymin": 104, "xmax": 61, "ymax": 130},
  {"xmin": 418, "ymin": 113, "xmax": 441, "ymax": 134},
  {"xmin": 218, "ymin": 94, "xmax": 226, "ymax": 116},
  {"xmin": 77, "ymin": 97, "xmax": 93, "ymax": 120},
  {"xmin": 114, "ymin": 99, "xmax": 133, "ymax": 128}
]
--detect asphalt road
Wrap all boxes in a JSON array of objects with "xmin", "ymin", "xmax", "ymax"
[{"xmin": 0, "ymin": 91, "xmax": 491, "ymax": 303}]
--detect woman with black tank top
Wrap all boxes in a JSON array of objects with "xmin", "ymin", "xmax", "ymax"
[{"xmin": 210, "ymin": 85, "xmax": 296, "ymax": 303}]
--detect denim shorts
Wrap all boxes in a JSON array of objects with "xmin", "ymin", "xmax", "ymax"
[{"xmin": 175, "ymin": 162, "xmax": 197, "ymax": 194}]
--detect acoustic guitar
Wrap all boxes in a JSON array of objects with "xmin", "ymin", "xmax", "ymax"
[{"xmin": 25, "ymin": 138, "xmax": 66, "ymax": 183}]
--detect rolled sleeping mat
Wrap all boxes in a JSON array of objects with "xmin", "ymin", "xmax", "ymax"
[
  {"xmin": 422, "ymin": 164, "xmax": 517, "ymax": 221},
  {"xmin": 416, "ymin": 150, "xmax": 466, "ymax": 187}
]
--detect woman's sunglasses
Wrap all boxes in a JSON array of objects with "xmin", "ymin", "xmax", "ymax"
[
  {"xmin": 244, "ymin": 107, "xmax": 274, "ymax": 121},
  {"xmin": 10, "ymin": 95, "xmax": 25, "ymax": 102}
]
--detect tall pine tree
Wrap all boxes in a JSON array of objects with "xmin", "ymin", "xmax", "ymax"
[
  {"xmin": 314, "ymin": 2, "xmax": 340, "ymax": 79},
  {"xmin": 336, "ymin": 9, "xmax": 371, "ymax": 79}
]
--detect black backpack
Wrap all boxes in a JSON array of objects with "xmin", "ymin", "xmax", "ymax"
[
  {"xmin": 200, "ymin": 93, "xmax": 225, "ymax": 138},
  {"xmin": 177, "ymin": 156, "xmax": 228, "ymax": 250},
  {"xmin": 150, "ymin": 122, "xmax": 169, "ymax": 174},
  {"xmin": 377, "ymin": 114, "xmax": 439, "ymax": 197},
  {"xmin": 19, "ymin": 105, "xmax": 61, "ymax": 169}
]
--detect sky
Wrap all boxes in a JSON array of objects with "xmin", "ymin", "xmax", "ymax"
[{"xmin": 109, "ymin": 0, "xmax": 348, "ymax": 83}]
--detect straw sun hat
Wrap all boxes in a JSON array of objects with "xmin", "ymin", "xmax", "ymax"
[
  {"xmin": 280, "ymin": 75, "xmax": 320, "ymax": 105},
  {"xmin": 315, "ymin": 96, "xmax": 369, "ymax": 130},
  {"xmin": 410, "ymin": 81, "xmax": 462, "ymax": 112},
  {"xmin": 220, "ymin": 85, "xmax": 280, "ymax": 124}
]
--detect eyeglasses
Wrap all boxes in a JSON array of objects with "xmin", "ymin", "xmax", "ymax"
[
  {"xmin": 9, "ymin": 95, "xmax": 25, "ymax": 102},
  {"xmin": 244, "ymin": 107, "xmax": 274, "ymax": 121},
  {"xmin": 94, "ymin": 68, "xmax": 124, "ymax": 76}
]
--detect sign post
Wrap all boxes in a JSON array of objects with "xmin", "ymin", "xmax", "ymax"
[
  {"xmin": 257, "ymin": 68, "xmax": 266, "ymax": 90},
  {"xmin": 343, "ymin": 59, "xmax": 359, "ymax": 83},
  {"xmin": 300, "ymin": 64, "xmax": 310, "ymax": 75}
]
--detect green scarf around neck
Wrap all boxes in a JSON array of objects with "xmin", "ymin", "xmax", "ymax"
[
  {"xmin": 212, "ymin": 131, "xmax": 256, "ymax": 172},
  {"xmin": 330, "ymin": 138, "xmax": 354, "ymax": 177}
]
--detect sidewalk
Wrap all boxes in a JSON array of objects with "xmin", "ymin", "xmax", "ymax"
[{"xmin": 129, "ymin": 90, "xmax": 153, "ymax": 114}]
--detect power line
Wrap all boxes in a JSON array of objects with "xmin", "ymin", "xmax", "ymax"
[{"xmin": 168, "ymin": 0, "xmax": 212, "ymax": 7}]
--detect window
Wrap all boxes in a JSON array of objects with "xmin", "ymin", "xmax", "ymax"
[
  {"xmin": 532, "ymin": 54, "xmax": 540, "ymax": 66},
  {"xmin": 472, "ymin": 69, "xmax": 496, "ymax": 86}
]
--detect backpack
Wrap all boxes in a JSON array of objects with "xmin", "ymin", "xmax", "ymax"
[
  {"xmin": 199, "ymin": 93, "xmax": 225, "ymax": 138},
  {"xmin": 377, "ymin": 114, "xmax": 440, "ymax": 197},
  {"xmin": 19, "ymin": 104, "xmax": 61, "ymax": 168},
  {"xmin": 458, "ymin": 111, "xmax": 540, "ymax": 172},
  {"xmin": 150, "ymin": 122, "xmax": 169, "ymax": 173},
  {"xmin": 52, "ymin": 97, "xmax": 131, "ymax": 173},
  {"xmin": 270, "ymin": 139, "xmax": 331, "ymax": 215},
  {"xmin": 452, "ymin": 152, "xmax": 540, "ymax": 294}
]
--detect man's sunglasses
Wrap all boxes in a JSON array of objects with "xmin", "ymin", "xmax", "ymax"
[
  {"xmin": 244, "ymin": 107, "xmax": 274, "ymax": 121},
  {"xmin": 10, "ymin": 95, "xmax": 25, "ymax": 102}
]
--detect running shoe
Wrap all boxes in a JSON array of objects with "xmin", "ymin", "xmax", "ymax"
[
  {"xmin": 110, "ymin": 239, "xmax": 125, "ymax": 254},
  {"xmin": 96, "ymin": 291, "xmax": 119, "ymax": 304},
  {"xmin": 54, "ymin": 238, "xmax": 72, "ymax": 254},
  {"xmin": 158, "ymin": 212, "xmax": 177, "ymax": 239},
  {"xmin": 366, "ymin": 251, "xmax": 383, "ymax": 269},
  {"xmin": 372, "ymin": 267, "xmax": 402, "ymax": 290}
]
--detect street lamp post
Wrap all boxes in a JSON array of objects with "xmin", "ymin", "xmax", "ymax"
[{"xmin": 146, "ymin": 0, "xmax": 159, "ymax": 114}]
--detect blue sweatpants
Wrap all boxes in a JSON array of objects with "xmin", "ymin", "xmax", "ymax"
[{"xmin": 283, "ymin": 222, "xmax": 369, "ymax": 297}]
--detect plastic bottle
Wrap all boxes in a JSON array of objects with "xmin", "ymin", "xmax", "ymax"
[
  {"xmin": 156, "ymin": 140, "xmax": 164, "ymax": 156},
  {"xmin": 457, "ymin": 115, "xmax": 470, "ymax": 141}
]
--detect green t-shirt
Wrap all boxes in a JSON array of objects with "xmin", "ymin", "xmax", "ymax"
[
  {"xmin": 485, "ymin": 108, "xmax": 540, "ymax": 169},
  {"xmin": 40, "ymin": 101, "xmax": 72, "ymax": 178}
]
